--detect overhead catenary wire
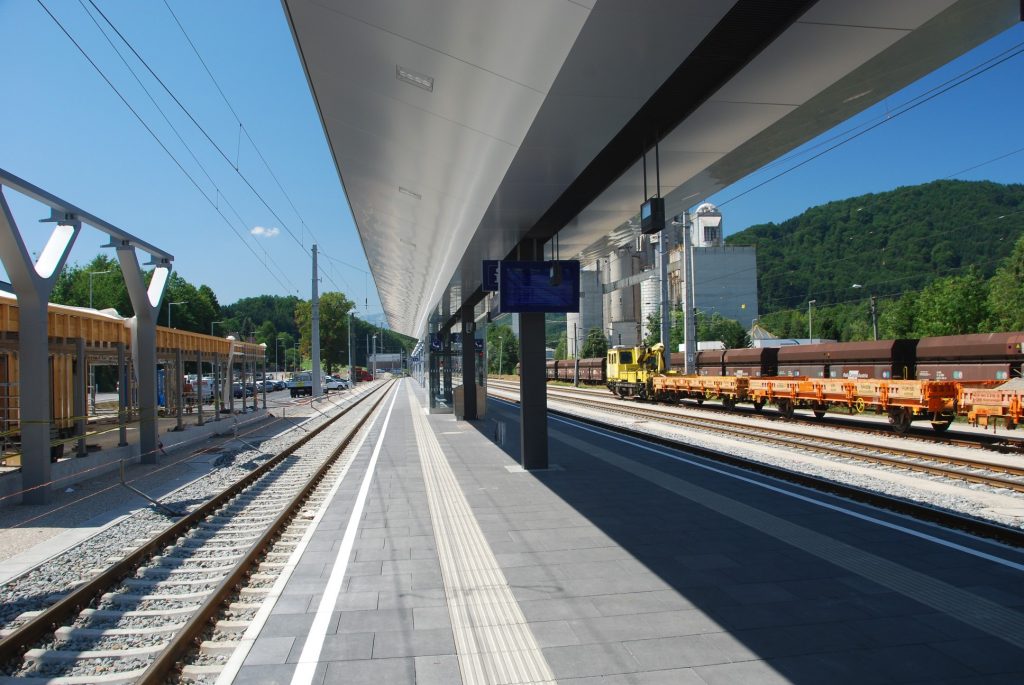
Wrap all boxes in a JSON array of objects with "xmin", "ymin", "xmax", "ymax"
[
  {"xmin": 83, "ymin": 0, "xmax": 339, "ymax": 293},
  {"xmin": 73, "ymin": 0, "xmax": 300, "ymax": 295},
  {"xmin": 714, "ymin": 39, "xmax": 1024, "ymax": 209},
  {"xmin": 161, "ymin": 0, "xmax": 324, "ymax": 261},
  {"xmin": 34, "ymin": 0, "xmax": 298, "ymax": 295}
]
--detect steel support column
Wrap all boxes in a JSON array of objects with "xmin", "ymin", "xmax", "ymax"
[
  {"xmin": 461, "ymin": 309, "xmax": 477, "ymax": 420},
  {"xmin": 519, "ymin": 311, "xmax": 548, "ymax": 470},
  {"xmin": 117, "ymin": 342, "xmax": 128, "ymax": 446},
  {"xmin": 116, "ymin": 245, "xmax": 170, "ymax": 463},
  {"xmin": 74, "ymin": 338, "xmax": 87, "ymax": 457},
  {"xmin": 175, "ymin": 348, "xmax": 184, "ymax": 432},
  {"xmin": 261, "ymin": 352, "xmax": 267, "ymax": 410},
  {"xmin": 213, "ymin": 352, "xmax": 221, "ymax": 421},
  {"xmin": 196, "ymin": 350, "xmax": 204, "ymax": 426},
  {"xmin": 0, "ymin": 191, "xmax": 82, "ymax": 503}
]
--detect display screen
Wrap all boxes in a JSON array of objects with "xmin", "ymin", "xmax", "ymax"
[
  {"xmin": 641, "ymin": 201, "xmax": 652, "ymax": 220},
  {"xmin": 499, "ymin": 261, "xmax": 580, "ymax": 313}
]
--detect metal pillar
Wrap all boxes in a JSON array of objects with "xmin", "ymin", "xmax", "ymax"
[
  {"xmin": 117, "ymin": 342, "xmax": 128, "ymax": 446},
  {"xmin": 116, "ymin": 245, "xmax": 170, "ymax": 464},
  {"xmin": 175, "ymin": 348, "xmax": 184, "ymax": 432},
  {"xmin": 658, "ymin": 229, "xmax": 671, "ymax": 371},
  {"xmin": 348, "ymin": 312, "xmax": 354, "ymax": 385},
  {"xmin": 311, "ymin": 244, "xmax": 322, "ymax": 397},
  {"xmin": 461, "ymin": 309, "xmax": 477, "ymax": 420},
  {"xmin": 74, "ymin": 337, "xmax": 87, "ymax": 457},
  {"xmin": 213, "ymin": 352, "xmax": 221, "ymax": 421},
  {"xmin": 682, "ymin": 213, "xmax": 696, "ymax": 374},
  {"xmin": 196, "ymin": 350, "xmax": 204, "ymax": 426},
  {"xmin": 442, "ymin": 329, "xmax": 452, "ymax": 404},
  {"xmin": 0, "ymin": 193, "xmax": 82, "ymax": 503},
  {"xmin": 519, "ymin": 311, "xmax": 548, "ymax": 470},
  {"xmin": 261, "ymin": 354, "xmax": 267, "ymax": 410},
  {"xmin": 251, "ymin": 357, "xmax": 259, "ymax": 411}
]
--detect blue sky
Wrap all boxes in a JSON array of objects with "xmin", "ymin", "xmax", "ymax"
[{"xmin": 2, "ymin": 2, "xmax": 1022, "ymax": 319}]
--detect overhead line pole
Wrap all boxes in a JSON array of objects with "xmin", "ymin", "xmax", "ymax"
[{"xmin": 311, "ymin": 244, "xmax": 321, "ymax": 397}]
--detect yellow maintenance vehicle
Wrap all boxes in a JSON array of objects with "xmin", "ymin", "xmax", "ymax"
[{"xmin": 606, "ymin": 343, "xmax": 668, "ymax": 399}]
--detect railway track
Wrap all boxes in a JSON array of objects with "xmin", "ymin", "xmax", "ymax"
[
  {"xmin": 0, "ymin": 380, "xmax": 395, "ymax": 684},
  {"xmin": 490, "ymin": 378, "xmax": 1023, "ymax": 453},
  {"xmin": 489, "ymin": 380, "xmax": 1024, "ymax": 494}
]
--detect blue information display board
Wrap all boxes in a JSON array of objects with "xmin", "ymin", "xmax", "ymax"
[
  {"xmin": 499, "ymin": 261, "xmax": 580, "ymax": 313},
  {"xmin": 482, "ymin": 260, "xmax": 500, "ymax": 292}
]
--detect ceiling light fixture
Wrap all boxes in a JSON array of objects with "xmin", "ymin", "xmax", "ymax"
[
  {"xmin": 397, "ymin": 65, "xmax": 434, "ymax": 92},
  {"xmin": 399, "ymin": 186, "xmax": 422, "ymax": 200}
]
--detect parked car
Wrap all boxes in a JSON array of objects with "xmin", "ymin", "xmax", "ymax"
[{"xmin": 323, "ymin": 375, "xmax": 347, "ymax": 392}]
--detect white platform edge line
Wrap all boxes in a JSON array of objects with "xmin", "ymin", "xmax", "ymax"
[
  {"xmin": 215, "ymin": 384, "xmax": 391, "ymax": 685},
  {"xmin": 288, "ymin": 384, "xmax": 401, "ymax": 685}
]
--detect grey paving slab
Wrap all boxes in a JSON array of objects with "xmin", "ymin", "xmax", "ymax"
[
  {"xmin": 233, "ymin": 663, "xmax": 312, "ymax": 685},
  {"xmin": 323, "ymin": 656, "xmax": 416, "ymax": 684},
  {"xmin": 543, "ymin": 643, "xmax": 641, "ymax": 679},
  {"xmin": 316, "ymin": 631, "xmax": 375, "ymax": 662},
  {"xmin": 624, "ymin": 632, "xmax": 757, "ymax": 670},
  {"xmin": 370, "ymin": 626, "xmax": 455, "ymax": 659},
  {"xmin": 243, "ymin": 636, "xmax": 295, "ymax": 666},
  {"xmin": 259, "ymin": 612, "xmax": 317, "ymax": 638},
  {"xmin": 412, "ymin": 606, "xmax": 452, "ymax": 631},
  {"xmin": 333, "ymin": 608, "xmax": 414, "ymax": 634},
  {"xmin": 414, "ymin": 654, "xmax": 462, "ymax": 685},
  {"xmin": 269, "ymin": 594, "xmax": 313, "ymax": 615},
  {"xmin": 558, "ymin": 669, "xmax": 707, "ymax": 685},
  {"xmin": 695, "ymin": 660, "xmax": 795, "ymax": 685},
  {"xmin": 243, "ymin": 383, "xmax": 1024, "ymax": 685}
]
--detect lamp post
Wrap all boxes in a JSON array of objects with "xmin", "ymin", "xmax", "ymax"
[
  {"xmin": 348, "ymin": 311, "xmax": 354, "ymax": 384},
  {"xmin": 807, "ymin": 300, "xmax": 817, "ymax": 340},
  {"xmin": 372, "ymin": 334, "xmax": 378, "ymax": 378},
  {"xmin": 168, "ymin": 301, "xmax": 186, "ymax": 328},
  {"xmin": 275, "ymin": 337, "xmax": 283, "ymax": 373},
  {"xmin": 852, "ymin": 285, "xmax": 879, "ymax": 340},
  {"xmin": 497, "ymin": 332, "xmax": 505, "ymax": 376},
  {"xmin": 211, "ymin": 320, "xmax": 223, "ymax": 336}
]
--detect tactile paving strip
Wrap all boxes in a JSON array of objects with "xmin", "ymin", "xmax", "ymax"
[{"xmin": 409, "ymin": 387, "xmax": 556, "ymax": 685}]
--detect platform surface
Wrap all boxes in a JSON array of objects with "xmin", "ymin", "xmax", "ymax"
[{"xmin": 229, "ymin": 379, "xmax": 1024, "ymax": 684}]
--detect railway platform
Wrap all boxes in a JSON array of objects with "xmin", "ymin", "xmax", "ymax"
[{"xmin": 223, "ymin": 379, "xmax": 1024, "ymax": 684}]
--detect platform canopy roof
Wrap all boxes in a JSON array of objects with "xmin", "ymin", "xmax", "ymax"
[{"xmin": 283, "ymin": 0, "xmax": 1019, "ymax": 337}]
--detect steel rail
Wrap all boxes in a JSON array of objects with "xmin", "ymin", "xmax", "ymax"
[
  {"xmin": 488, "ymin": 379, "xmax": 1024, "ymax": 456},
  {"xmin": 489, "ymin": 388, "xmax": 1024, "ymax": 547},
  {"xmin": 502, "ymin": 388, "xmax": 1024, "ymax": 492},
  {"xmin": 140, "ymin": 381, "xmax": 395, "ymax": 682},
  {"xmin": 0, "ymin": 381, "xmax": 392, "ymax": 672},
  {"xmin": 537, "ymin": 385, "xmax": 1024, "ymax": 480}
]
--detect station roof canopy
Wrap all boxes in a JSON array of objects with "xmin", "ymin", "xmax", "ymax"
[{"xmin": 283, "ymin": 0, "xmax": 1019, "ymax": 337}]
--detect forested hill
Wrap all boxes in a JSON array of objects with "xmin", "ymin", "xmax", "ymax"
[{"xmin": 725, "ymin": 180, "xmax": 1024, "ymax": 313}]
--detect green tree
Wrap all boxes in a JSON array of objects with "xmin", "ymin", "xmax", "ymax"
[
  {"xmin": 580, "ymin": 328, "xmax": 608, "ymax": 358},
  {"xmin": 913, "ymin": 270, "xmax": 989, "ymax": 337},
  {"xmin": 294, "ymin": 292, "xmax": 356, "ymax": 372},
  {"xmin": 696, "ymin": 311, "xmax": 749, "ymax": 348},
  {"xmin": 985, "ymin": 233, "xmax": 1024, "ymax": 331},
  {"xmin": 487, "ymin": 325, "xmax": 518, "ymax": 374},
  {"xmin": 879, "ymin": 293, "xmax": 917, "ymax": 339},
  {"xmin": 643, "ymin": 311, "xmax": 661, "ymax": 347},
  {"xmin": 554, "ymin": 334, "xmax": 568, "ymax": 360},
  {"xmin": 51, "ymin": 255, "xmax": 131, "ymax": 315}
]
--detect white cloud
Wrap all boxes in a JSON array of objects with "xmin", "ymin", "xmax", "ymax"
[{"xmin": 250, "ymin": 225, "xmax": 280, "ymax": 238}]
